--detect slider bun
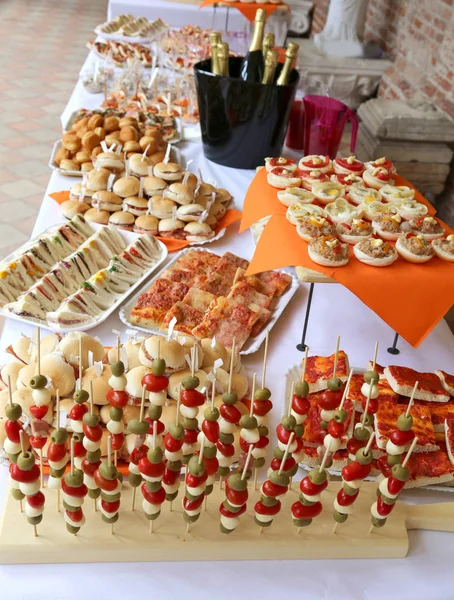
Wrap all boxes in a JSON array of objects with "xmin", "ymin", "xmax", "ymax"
[
  {"xmin": 109, "ymin": 211, "xmax": 135, "ymax": 228},
  {"xmin": 120, "ymin": 125, "xmax": 139, "ymax": 143},
  {"xmin": 125, "ymin": 366, "xmax": 152, "ymax": 399},
  {"xmin": 184, "ymin": 221, "xmax": 215, "ymax": 242},
  {"xmin": 139, "ymin": 135, "xmax": 160, "ymax": 154},
  {"xmin": 82, "ymin": 131, "xmax": 100, "ymax": 151},
  {"xmin": 165, "ymin": 183, "xmax": 194, "ymax": 205},
  {"xmin": 61, "ymin": 200, "xmax": 89, "ymax": 219},
  {"xmin": 308, "ymin": 245, "xmax": 349, "ymax": 267},
  {"xmin": 91, "ymin": 146, "xmax": 103, "ymax": 159},
  {"xmin": 54, "ymin": 147, "xmax": 71, "ymax": 166},
  {"xmin": 176, "ymin": 203, "xmax": 205, "ymax": 222},
  {"xmin": 29, "ymin": 333, "xmax": 60, "ymax": 362},
  {"xmin": 122, "ymin": 196, "xmax": 148, "ymax": 216},
  {"xmin": 352, "ymin": 245, "xmax": 398, "ymax": 267},
  {"xmin": 17, "ymin": 353, "xmax": 76, "ymax": 396},
  {"xmin": 62, "ymin": 133, "xmax": 81, "ymax": 152},
  {"xmin": 395, "ymin": 237, "xmax": 433, "ymax": 263},
  {"xmin": 95, "ymin": 152, "xmax": 124, "ymax": 173},
  {"xmin": 134, "ymin": 214, "xmax": 159, "ymax": 235},
  {"xmin": 57, "ymin": 332, "xmax": 106, "ymax": 369},
  {"xmin": 181, "ymin": 172, "xmax": 198, "ymax": 191},
  {"xmin": 158, "ymin": 403, "xmax": 178, "ymax": 431},
  {"xmin": 84, "ymin": 208, "xmax": 110, "ymax": 224},
  {"xmin": 81, "ymin": 162, "xmax": 94, "ymax": 172},
  {"xmin": 158, "ymin": 218, "xmax": 185, "ymax": 234},
  {"xmin": 153, "ymin": 162, "xmax": 182, "ymax": 181},
  {"xmin": 104, "ymin": 116, "xmax": 120, "ymax": 132},
  {"xmin": 87, "ymin": 114, "xmax": 103, "ymax": 130},
  {"xmin": 432, "ymin": 240, "xmax": 454, "ymax": 262},
  {"xmin": 99, "ymin": 404, "xmax": 111, "ymax": 424},
  {"xmin": 139, "ymin": 336, "xmax": 186, "ymax": 371},
  {"xmin": 0, "ymin": 389, "xmax": 8, "ymax": 420},
  {"xmin": 81, "ymin": 365, "xmax": 112, "ymax": 405},
  {"xmin": 87, "ymin": 167, "xmax": 111, "ymax": 191},
  {"xmin": 168, "ymin": 370, "xmax": 209, "ymax": 401},
  {"xmin": 122, "ymin": 405, "xmax": 140, "ymax": 426},
  {"xmin": 92, "ymin": 190, "xmax": 123, "ymax": 212},
  {"xmin": 1, "ymin": 362, "xmax": 23, "ymax": 392},
  {"xmin": 150, "ymin": 195, "xmax": 175, "ymax": 219},
  {"xmin": 371, "ymin": 221, "xmax": 400, "ymax": 241},
  {"xmin": 196, "ymin": 182, "xmax": 216, "ymax": 197},
  {"xmin": 123, "ymin": 140, "xmax": 141, "ymax": 153},
  {"xmin": 93, "ymin": 126, "xmax": 105, "ymax": 140},
  {"xmin": 107, "ymin": 339, "xmax": 142, "ymax": 370},
  {"xmin": 11, "ymin": 336, "xmax": 33, "ymax": 363},
  {"xmin": 119, "ymin": 116, "xmax": 138, "ymax": 129},
  {"xmin": 113, "ymin": 176, "xmax": 140, "ymax": 198},
  {"xmin": 201, "ymin": 338, "xmax": 228, "ymax": 369},
  {"xmin": 73, "ymin": 116, "xmax": 89, "ymax": 131},
  {"xmin": 149, "ymin": 151, "xmax": 166, "ymax": 165},
  {"xmin": 143, "ymin": 176, "xmax": 167, "ymax": 196},
  {"xmin": 203, "ymin": 367, "xmax": 248, "ymax": 400},
  {"xmin": 60, "ymin": 159, "xmax": 80, "ymax": 171},
  {"xmin": 174, "ymin": 335, "xmax": 203, "ymax": 366},
  {"xmin": 75, "ymin": 150, "xmax": 92, "ymax": 164}
]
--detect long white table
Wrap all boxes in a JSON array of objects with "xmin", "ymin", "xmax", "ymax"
[{"xmin": 1, "ymin": 44, "xmax": 454, "ymax": 600}]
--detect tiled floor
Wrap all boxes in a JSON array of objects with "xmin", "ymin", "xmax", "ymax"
[{"xmin": 0, "ymin": 0, "xmax": 108, "ymax": 258}]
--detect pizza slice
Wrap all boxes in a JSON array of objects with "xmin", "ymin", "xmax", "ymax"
[
  {"xmin": 129, "ymin": 278, "xmax": 189, "ymax": 327},
  {"xmin": 384, "ymin": 365, "xmax": 450, "ymax": 402},
  {"xmin": 347, "ymin": 373, "xmax": 399, "ymax": 411},
  {"xmin": 297, "ymin": 443, "xmax": 349, "ymax": 471},
  {"xmin": 415, "ymin": 399, "xmax": 454, "ymax": 433},
  {"xmin": 182, "ymin": 287, "xmax": 216, "ymax": 313},
  {"xmin": 199, "ymin": 272, "xmax": 232, "ymax": 297},
  {"xmin": 228, "ymin": 281, "xmax": 273, "ymax": 309},
  {"xmin": 403, "ymin": 449, "xmax": 454, "ymax": 488},
  {"xmin": 374, "ymin": 399, "xmax": 438, "ymax": 453},
  {"xmin": 445, "ymin": 419, "xmax": 454, "ymax": 465},
  {"xmin": 305, "ymin": 351, "xmax": 350, "ymax": 393},
  {"xmin": 172, "ymin": 249, "xmax": 220, "ymax": 274},
  {"xmin": 366, "ymin": 361, "xmax": 385, "ymax": 376},
  {"xmin": 212, "ymin": 252, "xmax": 250, "ymax": 285},
  {"xmin": 435, "ymin": 370, "xmax": 454, "ymax": 396},
  {"xmin": 228, "ymin": 296, "xmax": 271, "ymax": 336},
  {"xmin": 192, "ymin": 296, "xmax": 259, "ymax": 350},
  {"xmin": 233, "ymin": 268, "xmax": 276, "ymax": 298},
  {"xmin": 160, "ymin": 268, "xmax": 207, "ymax": 288},
  {"xmin": 255, "ymin": 270, "xmax": 292, "ymax": 296},
  {"xmin": 162, "ymin": 302, "xmax": 204, "ymax": 335}
]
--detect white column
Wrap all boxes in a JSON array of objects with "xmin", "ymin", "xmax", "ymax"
[{"xmin": 314, "ymin": 0, "xmax": 367, "ymax": 58}]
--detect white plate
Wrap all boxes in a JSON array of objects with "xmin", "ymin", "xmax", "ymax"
[
  {"xmin": 0, "ymin": 222, "xmax": 168, "ymax": 334},
  {"xmin": 119, "ymin": 248, "xmax": 299, "ymax": 355}
]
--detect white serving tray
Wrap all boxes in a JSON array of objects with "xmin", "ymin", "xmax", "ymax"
[
  {"xmin": 119, "ymin": 248, "xmax": 299, "ymax": 355},
  {"xmin": 285, "ymin": 363, "xmax": 454, "ymax": 493},
  {"xmin": 0, "ymin": 222, "xmax": 168, "ymax": 334}
]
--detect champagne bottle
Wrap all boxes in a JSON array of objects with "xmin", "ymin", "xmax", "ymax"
[
  {"xmin": 276, "ymin": 42, "xmax": 299, "ymax": 86},
  {"xmin": 210, "ymin": 32, "xmax": 222, "ymax": 75},
  {"xmin": 262, "ymin": 32, "xmax": 275, "ymax": 63},
  {"xmin": 217, "ymin": 42, "xmax": 230, "ymax": 77},
  {"xmin": 262, "ymin": 49, "xmax": 278, "ymax": 84},
  {"xmin": 239, "ymin": 9, "xmax": 267, "ymax": 82}
]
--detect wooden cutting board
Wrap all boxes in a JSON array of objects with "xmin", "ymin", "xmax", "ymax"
[{"xmin": 1, "ymin": 482, "xmax": 452, "ymax": 564}]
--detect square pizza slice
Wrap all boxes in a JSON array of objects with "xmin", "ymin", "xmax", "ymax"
[
  {"xmin": 160, "ymin": 268, "xmax": 207, "ymax": 289},
  {"xmin": 366, "ymin": 361, "xmax": 385, "ymax": 376},
  {"xmin": 199, "ymin": 272, "xmax": 232, "ymax": 297},
  {"xmin": 305, "ymin": 351, "xmax": 350, "ymax": 393},
  {"xmin": 192, "ymin": 297, "xmax": 259, "ymax": 350},
  {"xmin": 182, "ymin": 287, "xmax": 216, "ymax": 313},
  {"xmin": 233, "ymin": 268, "xmax": 276, "ymax": 298},
  {"xmin": 403, "ymin": 449, "xmax": 454, "ymax": 488},
  {"xmin": 227, "ymin": 295, "xmax": 272, "ymax": 336},
  {"xmin": 162, "ymin": 302, "xmax": 204, "ymax": 335},
  {"xmin": 415, "ymin": 399, "xmax": 454, "ymax": 433},
  {"xmin": 212, "ymin": 252, "xmax": 250, "ymax": 285},
  {"xmin": 228, "ymin": 281, "xmax": 273, "ymax": 309},
  {"xmin": 129, "ymin": 278, "xmax": 189, "ymax": 327},
  {"xmin": 436, "ymin": 370, "xmax": 454, "ymax": 396},
  {"xmin": 445, "ymin": 419, "xmax": 454, "ymax": 465},
  {"xmin": 347, "ymin": 373, "xmax": 399, "ymax": 411},
  {"xmin": 172, "ymin": 249, "xmax": 220, "ymax": 274},
  {"xmin": 374, "ymin": 399, "xmax": 438, "ymax": 453},
  {"xmin": 255, "ymin": 270, "xmax": 292, "ymax": 296},
  {"xmin": 384, "ymin": 365, "xmax": 450, "ymax": 402}
]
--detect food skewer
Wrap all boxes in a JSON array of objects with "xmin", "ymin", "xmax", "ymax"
[
  {"xmin": 219, "ymin": 444, "xmax": 254, "ymax": 535},
  {"xmin": 127, "ymin": 386, "xmax": 148, "ymax": 511},
  {"xmin": 179, "ymin": 346, "xmax": 204, "ymax": 468},
  {"xmin": 183, "ymin": 436, "xmax": 207, "ymax": 534},
  {"xmin": 69, "ymin": 335, "xmax": 89, "ymax": 472},
  {"xmin": 289, "ymin": 348, "xmax": 311, "ymax": 477},
  {"xmin": 81, "ymin": 381, "xmax": 103, "ymax": 510},
  {"xmin": 47, "ymin": 390, "xmax": 69, "ymax": 512},
  {"xmin": 141, "ymin": 425, "xmax": 166, "ymax": 534},
  {"xmin": 163, "ymin": 385, "xmax": 183, "ymax": 512},
  {"xmin": 198, "ymin": 376, "xmax": 220, "ymax": 511},
  {"xmin": 94, "ymin": 436, "xmax": 122, "ymax": 534},
  {"xmin": 106, "ymin": 337, "xmax": 128, "ymax": 465},
  {"xmin": 62, "ymin": 437, "xmax": 88, "ymax": 535},
  {"xmin": 4, "ymin": 375, "xmax": 26, "ymax": 512}
]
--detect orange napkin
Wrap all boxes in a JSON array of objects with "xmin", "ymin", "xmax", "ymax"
[
  {"xmin": 241, "ymin": 170, "xmax": 453, "ymax": 348},
  {"xmin": 199, "ymin": 0, "xmax": 288, "ymax": 22},
  {"xmin": 49, "ymin": 191, "xmax": 242, "ymax": 253}
]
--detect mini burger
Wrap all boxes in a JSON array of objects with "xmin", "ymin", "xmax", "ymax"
[
  {"xmin": 209, "ymin": 201, "xmax": 226, "ymax": 221},
  {"xmin": 61, "ymin": 200, "xmax": 89, "ymax": 219},
  {"xmin": 87, "ymin": 167, "xmax": 111, "ymax": 192},
  {"xmin": 83, "ymin": 207, "xmax": 110, "ymax": 225},
  {"xmin": 336, "ymin": 219, "xmax": 373, "ymax": 244},
  {"xmin": 125, "ymin": 366, "xmax": 152, "ymax": 405},
  {"xmin": 92, "ymin": 190, "xmax": 123, "ymax": 212},
  {"xmin": 164, "ymin": 182, "xmax": 194, "ymax": 206},
  {"xmin": 215, "ymin": 188, "xmax": 233, "ymax": 206},
  {"xmin": 200, "ymin": 338, "xmax": 228, "ymax": 369},
  {"xmin": 122, "ymin": 196, "xmax": 148, "ymax": 217},
  {"xmin": 267, "ymin": 167, "xmax": 301, "ymax": 189},
  {"xmin": 107, "ymin": 339, "xmax": 142, "ymax": 370},
  {"xmin": 277, "ymin": 188, "xmax": 315, "ymax": 207},
  {"xmin": 57, "ymin": 331, "xmax": 106, "ymax": 370},
  {"xmin": 353, "ymin": 237, "xmax": 398, "ymax": 267},
  {"xmin": 432, "ymin": 234, "xmax": 454, "ymax": 262},
  {"xmin": 139, "ymin": 336, "xmax": 186, "ymax": 372},
  {"xmin": 176, "ymin": 203, "xmax": 205, "ymax": 222},
  {"xmin": 150, "ymin": 195, "xmax": 175, "ymax": 220},
  {"xmin": 1, "ymin": 362, "xmax": 23, "ymax": 392},
  {"xmin": 109, "ymin": 211, "xmax": 135, "ymax": 231},
  {"xmin": 113, "ymin": 176, "xmax": 140, "ymax": 198},
  {"xmin": 203, "ymin": 367, "xmax": 248, "ymax": 400},
  {"xmin": 168, "ymin": 369, "xmax": 209, "ymax": 401},
  {"xmin": 134, "ymin": 214, "xmax": 159, "ymax": 236},
  {"xmin": 395, "ymin": 233, "xmax": 434, "ymax": 264},
  {"xmin": 195, "ymin": 182, "xmax": 216, "ymax": 201},
  {"xmin": 69, "ymin": 182, "xmax": 94, "ymax": 204},
  {"xmin": 184, "ymin": 221, "xmax": 215, "ymax": 243},
  {"xmin": 143, "ymin": 176, "xmax": 168, "ymax": 197},
  {"xmin": 81, "ymin": 364, "xmax": 112, "ymax": 405},
  {"xmin": 94, "ymin": 151, "xmax": 124, "ymax": 173},
  {"xmin": 158, "ymin": 217, "xmax": 185, "ymax": 238},
  {"xmin": 128, "ymin": 153, "xmax": 151, "ymax": 178},
  {"xmin": 153, "ymin": 161, "xmax": 182, "ymax": 182},
  {"xmin": 308, "ymin": 236, "xmax": 350, "ymax": 267},
  {"xmin": 181, "ymin": 171, "xmax": 198, "ymax": 191},
  {"xmin": 17, "ymin": 352, "xmax": 76, "ymax": 396}
]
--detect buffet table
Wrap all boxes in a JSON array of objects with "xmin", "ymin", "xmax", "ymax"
[{"xmin": 1, "ymin": 31, "xmax": 454, "ymax": 600}]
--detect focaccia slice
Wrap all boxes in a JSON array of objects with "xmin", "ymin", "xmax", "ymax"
[
  {"xmin": 199, "ymin": 272, "xmax": 232, "ymax": 297},
  {"xmin": 130, "ymin": 278, "xmax": 189, "ymax": 327},
  {"xmin": 172, "ymin": 249, "xmax": 220, "ymax": 274},
  {"xmin": 162, "ymin": 302, "xmax": 204, "ymax": 335},
  {"xmin": 304, "ymin": 351, "xmax": 350, "ymax": 393},
  {"xmin": 403, "ymin": 449, "xmax": 454, "ymax": 488},
  {"xmin": 212, "ymin": 252, "xmax": 250, "ymax": 285},
  {"xmin": 445, "ymin": 419, "xmax": 454, "ymax": 465},
  {"xmin": 436, "ymin": 370, "xmax": 454, "ymax": 396},
  {"xmin": 384, "ymin": 365, "xmax": 450, "ymax": 402},
  {"xmin": 160, "ymin": 268, "xmax": 207, "ymax": 288},
  {"xmin": 228, "ymin": 281, "xmax": 273, "ymax": 309},
  {"xmin": 182, "ymin": 287, "xmax": 216, "ymax": 313},
  {"xmin": 255, "ymin": 270, "xmax": 292, "ymax": 296},
  {"xmin": 347, "ymin": 373, "xmax": 399, "ymax": 411}
]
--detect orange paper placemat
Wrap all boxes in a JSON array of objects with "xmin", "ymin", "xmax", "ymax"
[
  {"xmin": 49, "ymin": 190, "xmax": 242, "ymax": 253},
  {"xmin": 241, "ymin": 171, "xmax": 454, "ymax": 348},
  {"xmin": 199, "ymin": 0, "xmax": 288, "ymax": 22}
]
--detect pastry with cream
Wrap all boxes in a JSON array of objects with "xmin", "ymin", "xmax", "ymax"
[
  {"xmin": 380, "ymin": 184, "xmax": 415, "ymax": 203},
  {"xmin": 396, "ymin": 200, "xmax": 428, "ymax": 221},
  {"xmin": 361, "ymin": 199, "xmax": 397, "ymax": 221},
  {"xmin": 347, "ymin": 185, "xmax": 381, "ymax": 206}
]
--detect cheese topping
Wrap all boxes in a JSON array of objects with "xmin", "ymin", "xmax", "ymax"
[
  {"xmin": 326, "ymin": 239, "xmax": 339, "ymax": 248},
  {"xmin": 346, "ymin": 155, "xmax": 356, "ymax": 164},
  {"xmin": 309, "ymin": 170, "xmax": 322, "ymax": 177},
  {"xmin": 371, "ymin": 167, "xmax": 388, "ymax": 177},
  {"xmin": 371, "ymin": 239, "xmax": 384, "ymax": 248},
  {"xmin": 447, "ymin": 234, "xmax": 454, "ymax": 242},
  {"xmin": 376, "ymin": 157, "xmax": 386, "ymax": 165}
]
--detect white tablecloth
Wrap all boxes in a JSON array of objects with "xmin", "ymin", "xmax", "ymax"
[
  {"xmin": 1, "ymin": 43, "xmax": 454, "ymax": 600},
  {"xmin": 107, "ymin": 0, "xmax": 290, "ymax": 45}
]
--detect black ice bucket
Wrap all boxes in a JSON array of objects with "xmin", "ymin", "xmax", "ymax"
[{"xmin": 194, "ymin": 57, "xmax": 299, "ymax": 170}]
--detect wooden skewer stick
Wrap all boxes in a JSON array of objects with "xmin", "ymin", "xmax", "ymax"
[
  {"xmin": 402, "ymin": 437, "xmax": 418, "ymax": 468},
  {"xmin": 190, "ymin": 346, "xmax": 195, "ymax": 378},
  {"xmin": 176, "ymin": 384, "xmax": 181, "ymax": 426},
  {"xmin": 211, "ymin": 375, "xmax": 216, "ymax": 411},
  {"xmin": 287, "ymin": 381, "xmax": 296, "ymax": 417},
  {"xmin": 339, "ymin": 369, "xmax": 354, "ymax": 411},
  {"xmin": 361, "ymin": 371, "xmax": 374, "ymax": 428},
  {"xmin": 319, "ymin": 440, "xmax": 332, "ymax": 473},
  {"xmin": 198, "ymin": 436, "xmax": 205, "ymax": 464},
  {"xmin": 19, "ymin": 429, "xmax": 25, "ymax": 513},
  {"xmin": 70, "ymin": 436, "xmax": 75, "ymax": 477},
  {"xmin": 36, "ymin": 327, "xmax": 41, "ymax": 376},
  {"xmin": 372, "ymin": 341, "xmax": 379, "ymax": 372},
  {"xmin": 7, "ymin": 375, "xmax": 12, "ymax": 405},
  {"xmin": 131, "ymin": 488, "xmax": 136, "ymax": 512},
  {"xmin": 89, "ymin": 381, "xmax": 94, "ymax": 416},
  {"xmin": 117, "ymin": 335, "xmax": 121, "ymax": 362},
  {"xmin": 241, "ymin": 444, "xmax": 254, "ymax": 480},
  {"xmin": 228, "ymin": 337, "xmax": 236, "ymax": 394},
  {"xmin": 248, "ymin": 373, "xmax": 259, "ymax": 490},
  {"xmin": 405, "ymin": 381, "xmax": 419, "ymax": 417},
  {"xmin": 278, "ymin": 432, "xmax": 295, "ymax": 476},
  {"xmin": 140, "ymin": 385, "xmax": 146, "ymax": 423},
  {"xmin": 56, "ymin": 389, "xmax": 61, "ymax": 512},
  {"xmin": 150, "ymin": 520, "xmax": 154, "ymax": 534},
  {"xmin": 333, "ymin": 335, "xmax": 340, "ymax": 378},
  {"xmin": 152, "ymin": 420, "xmax": 157, "ymax": 450},
  {"xmin": 186, "ymin": 523, "xmax": 190, "ymax": 534},
  {"xmin": 40, "ymin": 447, "xmax": 44, "ymax": 489},
  {"xmin": 107, "ymin": 436, "xmax": 115, "ymax": 535},
  {"xmin": 157, "ymin": 338, "xmax": 161, "ymax": 360},
  {"xmin": 78, "ymin": 335, "xmax": 83, "ymax": 391},
  {"xmin": 262, "ymin": 331, "xmax": 269, "ymax": 389},
  {"xmin": 364, "ymin": 431, "xmax": 376, "ymax": 455}
]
